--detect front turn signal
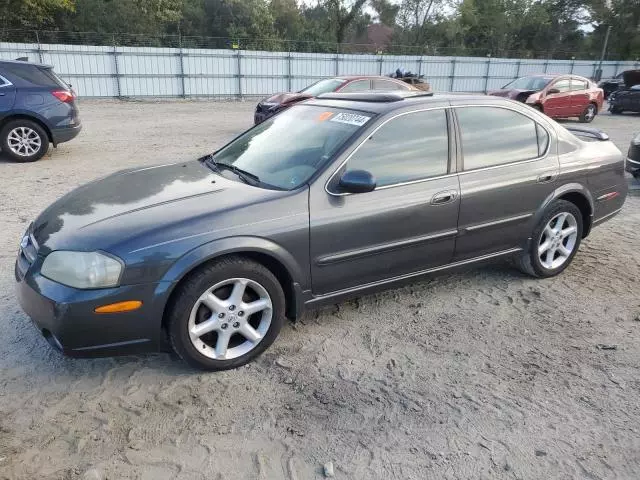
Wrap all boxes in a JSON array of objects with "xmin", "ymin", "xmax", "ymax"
[{"xmin": 94, "ymin": 300, "xmax": 142, "ymax": 314}]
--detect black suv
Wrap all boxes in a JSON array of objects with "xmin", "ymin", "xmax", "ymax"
[{"xmin": 0, "ymin": 60, "xmax": 81, "ymax": 162}]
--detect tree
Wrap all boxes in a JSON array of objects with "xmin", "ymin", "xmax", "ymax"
[
  {"xmin": 325, "ymin": 0, "xmax": 369, "ymax": 43},
  {"xmin": 397, "ymin": 0, "xmax": 446, "ymax": 46},
  {"xmin": 1, "ymin": 0, "xmax": 75, "ymax": 30},
  {"xmin": 371, "ymin": 0, "xmax": 399, "ymax": 26}
]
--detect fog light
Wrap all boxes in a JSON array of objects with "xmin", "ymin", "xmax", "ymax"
[{"xmin": 94, "ymin": 300, "xmax": 142, "ymax": 314}]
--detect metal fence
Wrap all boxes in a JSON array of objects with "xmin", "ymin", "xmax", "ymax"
[{"xmin": 1, "ymin": 40, "xmax": 638, "ymax": 99}]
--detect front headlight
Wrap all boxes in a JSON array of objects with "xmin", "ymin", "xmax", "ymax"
[{"xmin": 41, "ymin": 251, "xmax": 123, "ymax": 289}]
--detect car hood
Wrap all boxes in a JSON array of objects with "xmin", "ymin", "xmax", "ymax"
[
  {"xmin": 260, "ymin": 92, "xmax": 313, "ymax": 106},
  {"xmin": 623, "ymin": 70, "xmax": 640, "ymax": 88},
  {"xmin": 488, "ymin": 89, "xmax": 537, "ymax": 99},
  {"xmin": 31, "ymin": 161, "xmax": 298, "ymax": 256}
]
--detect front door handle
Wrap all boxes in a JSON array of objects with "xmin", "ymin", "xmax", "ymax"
[
  {"xmin": 431, "ymin": 190, "xmax": 457, "ymax": 205},
  {"xmin": 537, "ymin": 173, "xmax": 556, "ymax": 183}
]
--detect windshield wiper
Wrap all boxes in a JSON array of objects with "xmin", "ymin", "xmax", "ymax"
[{"xmin": 202, "ymin": 155, "xmax": 261, "ymax": 185}]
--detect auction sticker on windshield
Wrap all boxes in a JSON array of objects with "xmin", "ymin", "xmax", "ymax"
[{"xmin": 330, "ymin": 112, "xmax": 371, "ymax": 127}]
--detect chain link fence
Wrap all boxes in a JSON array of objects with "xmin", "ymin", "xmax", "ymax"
[{"xmin": 1, "ymin": 30, "xmax": 638, "ymax": 99}]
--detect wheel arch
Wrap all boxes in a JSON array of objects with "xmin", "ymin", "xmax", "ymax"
[
  {"xmin": 0, "ymin": 113, "xmax": 53, "ymax": 144},
  {"xmin": 536, "ymin": 184, "xmax": 594, "ymax": 238},
  {"xmin": 159, "ymin": 237, "xmax": 306, "ymax": 335}
]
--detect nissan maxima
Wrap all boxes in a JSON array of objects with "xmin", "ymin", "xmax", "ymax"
[{"xmin": 16, "ymin": 92, "xmax": 627, "ymax": 370}]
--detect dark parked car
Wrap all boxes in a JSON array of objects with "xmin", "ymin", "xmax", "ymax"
[
  {"xmin": 626, "ymin": 132, "xmax": 640, "ymax": 177},
  {"xmin": 254, "ymin": 76, "xmax": 413, "ymax": 124},
  {"xmin": 608, "ymin": 70, "xmax": 640, "ymax": 114},
  {"xmin": 0, "ymin": 60, "xmax": 81, "ymax": 162},
  {"xmin": 488, "ymin": 74, "xmax": 604, "ymax": 122},
  {"xmin": 16, "ymin": 92, "xmax": 627, "ymax": 370},
  {"xmin": 598, "ymin": 71, "xmax": 626, "ymax": 99}
]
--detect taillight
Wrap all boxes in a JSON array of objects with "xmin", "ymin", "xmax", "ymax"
[{"xmin": 51, "ymin": 90, "xmax": 75, "ymax": 103}]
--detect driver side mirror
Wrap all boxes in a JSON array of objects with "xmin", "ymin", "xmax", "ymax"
[
  {"xmin": 338, "ymin": 169, "xmax": 376, "ymax": 194},
  {"xmin": 547, "ymin": 88, "xmax": 560, "ymax": 95}
]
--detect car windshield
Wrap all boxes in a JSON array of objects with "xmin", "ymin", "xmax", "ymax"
[
  {"xmin": 503, "ymin": 76, "xmax": 554, "ymax": 90},
  {"xmin": 301, "ymin": 78, "xmax": 344, "ymax": 96},
  {"xmin": 209, "ymin": 105, "xmax": 373, "ymax": 190}
]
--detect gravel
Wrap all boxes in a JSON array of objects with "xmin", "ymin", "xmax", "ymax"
[{"xmin": 0, "ymin": 100, "xmax": 639, "ymax": 479}]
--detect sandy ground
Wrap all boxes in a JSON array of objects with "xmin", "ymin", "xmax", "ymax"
[{"xmin": 0, "ymin": 100, "xmax": 639, "ymax": 480}]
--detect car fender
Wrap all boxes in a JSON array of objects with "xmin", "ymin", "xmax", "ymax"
[
  {"xmin": 158, "ymin": 235, "xmax": 306, "ymax": 288},
  {"xmin": 530, "ymin": 182, "xmax": 594, "ymax": 239}
]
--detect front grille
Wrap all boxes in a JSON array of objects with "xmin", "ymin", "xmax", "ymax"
[{"xmin": 16, "ymin": 228, "xmax": 38, "ymax": 280}]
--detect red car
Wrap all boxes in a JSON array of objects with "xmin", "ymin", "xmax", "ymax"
[
  {"xmin": 254, "ymin": 76, "xmax": 414, "ymax": 124},
  {"xmin": 489, "ymin": 74, "xmax": 604, "ymax": 123}
]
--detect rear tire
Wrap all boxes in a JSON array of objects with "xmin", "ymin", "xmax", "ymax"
[
  {"xmin": 0, "ymin": 120, "xmax": 49, "ymax": 162},
  {"xmin": 579, "ymin": 103, "xmax": 597, "ymax": 123},
  {"xmin": 514, "ymin": 200, "xmax": 583, "ymax": 278},
  {"xmin": 168, "ymin": 256, "xmax": 285, "ymax": 371}
]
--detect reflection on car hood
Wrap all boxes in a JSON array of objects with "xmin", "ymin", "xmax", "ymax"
[
  {"xmin": 261, "ymin": 92, "xmax": 314, "ymax": 106},
  {"xmin": 31, "ymin": 161, "xmax": 288, "ymax": 254},
  {"xmin": 487, "ymin": 89, "xmax": 536, "ymax": 99}
]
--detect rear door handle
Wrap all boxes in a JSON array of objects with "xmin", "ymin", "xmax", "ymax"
[
  {"xmin": 431, "ymin": 190, "xmax": 457, "ymax": 205},
  {"xmin": 537, "ymin": 173, "xmax": 556, "ymax": 183}
]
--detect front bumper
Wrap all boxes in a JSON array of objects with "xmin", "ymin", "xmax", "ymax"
[
  {"xmin": 626, "ymin": 156, "xmax": 640, "ymax": 173},
  {"xmin": 15, "ymin": 263, "xmax": 171, "ymax": 357},
  {"xmin": 51, "ymin": 123, "xmax": 82, "ymax": 146}
]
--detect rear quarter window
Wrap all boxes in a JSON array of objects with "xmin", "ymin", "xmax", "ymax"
[{"xmin": 4, "ymin": 63, "xmax": 61, "ymax": 87}]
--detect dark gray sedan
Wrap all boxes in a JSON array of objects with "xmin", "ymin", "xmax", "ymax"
[{"xmin": 15, "ymin": 92, "xmax": 627, "ymax": 370}]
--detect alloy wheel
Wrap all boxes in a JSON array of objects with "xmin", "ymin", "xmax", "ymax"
[
  {"xmin": 188, "ymin": 277, "xmax": 273, "ymax": 360},
  {"xmin": 7, "ymin": 127, "xmax": 42, "ymax": 157},
  {"xmin": 538, "ymin": 212, "xmax": 578, "ymax": 269},
  {"xmin": 584, "ymin": 105, "xmax": 596, "ymax": 121}
]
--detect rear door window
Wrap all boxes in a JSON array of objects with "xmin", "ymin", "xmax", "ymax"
[
  {"xmin": 571, "ymin": 79, "xmax": 588, "ymax": 91},
  {"xmin": 372, "ymin": 79, "xmax": 409, "ymax": 91},
  {"xmin": 340, "ymin": 80, "xmax": 371, "ymax": 92},
  {"xmin": 456, "ymin": 106, "xmax": 545, "ymax": 170}
]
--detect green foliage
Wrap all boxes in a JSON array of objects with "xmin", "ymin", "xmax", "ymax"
[{"xmin": 1, "ymin": 0, "xmax": 638, "ymax": 59}]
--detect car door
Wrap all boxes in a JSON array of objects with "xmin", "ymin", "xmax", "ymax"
[
  {"xmin": 542, "ymin": 78, "xmax": 571, "ymax": 116},
  {"xmin": 308, "ymin": 106, "xmax": 460, "ymax": 295},
  {"xmin": 452, "ymin": 102, "xmax": 559, "ymax": 261},
  {"xmin": 569, "ymin": 77, "xmax": 589, "ymax": 115},
  {"xmin": 0, "ymin": 71, "xmax": 17, "ymax": 118}
]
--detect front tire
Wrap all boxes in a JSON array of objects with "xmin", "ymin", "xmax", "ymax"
[
  {"xmin": 168, "ymin": 256, "xmax": 286, "ymax": 371},
  {"xmin": 514, "ymin": 200, "xmax": 583, "ymax": 278},
  {"xmin": 1, "ymin": 120, "xmax": 49, "ymax": 162},
  {"xmin": 579, "ymin": 103, "xmax": 597, "ymax": 123}
]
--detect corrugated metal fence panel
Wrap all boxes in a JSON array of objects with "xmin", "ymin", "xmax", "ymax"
[{"xmin": 1, "ymin": 42, "xmax": 638, "ymax": 98}]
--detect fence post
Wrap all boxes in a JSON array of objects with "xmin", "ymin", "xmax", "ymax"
[
  {"xmin": 378, "ymin": 55, "xmax": 383, "ymax": 75},
  {"xmin": 418, "ymin": 56, "xmax": 423, "ymax": 77},
  {"xmin": 34, "ymin": 31, "xmax": 43, "ymax": 63},
  {"xmin": 483, "ymin": 56, "xmax": 491, "ymax": 93},
  {"xmin": 591, "ymin": 62, "xmax": 597, "ymax": 79},
  {"xmin": 112, "ymin": 35, "xmax": 121, "ymax": 98},
  {"xmin": 543, "ymin": 58, "xmax": 549, "ymax": 73},
  {"xmin": 515, "ymin": 59, "xmax": 521, "ymax": 79},
  {"xmin": 335, "ymin": 44, "xmax": 340, "ymax": 76},
  {"xmin": 570, "ymin": 57, "xmax": 575, "ymax": 74},
  {"xmin": 449, "ymin": 58, "xmax": 456, "ymax": 92},
  {"xmin": 287, "ymin": 49, "xmax": 292, "ymax": 92},
  {"xmin": 236, "ymin": 48, "xmax": 243, "ymax": 100},
  {"xmin": 178, "ymin": 34, "xmax": 186, "ymax": 98},
  {"xmin": 614, "ymin": 60, "xmax": 622, "ymax": 76}
]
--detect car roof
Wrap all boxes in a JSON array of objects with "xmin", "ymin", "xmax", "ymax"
[
  {"xmin": 0, "ymin": 59, "xmax": 53, "ymax": 69},
  {"xmin": 307, "ymin": 91, "xmax": 494, "ymax": 114}
]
